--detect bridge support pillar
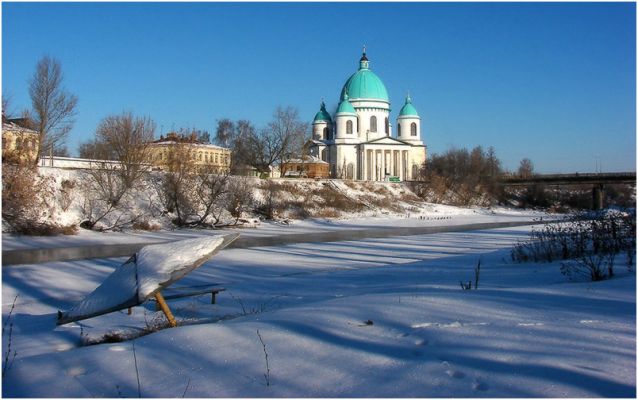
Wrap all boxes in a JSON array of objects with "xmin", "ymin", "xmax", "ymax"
[{"xmin": 592, "ymin": 184, "xmax": 604, "ymax": 210}]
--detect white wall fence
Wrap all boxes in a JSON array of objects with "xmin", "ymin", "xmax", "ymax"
[{"xmin": 39, "ymin": 156, "xmax": 152, "ymax": 170}]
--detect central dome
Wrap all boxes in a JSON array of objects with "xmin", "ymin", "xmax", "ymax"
[{"xmin": 339, "ymin": 53, "xmax": 389, "ymax": 103}]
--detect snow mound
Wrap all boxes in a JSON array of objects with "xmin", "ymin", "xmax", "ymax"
[
  {"xmin": 57, "ymin": 234, "xmax": 238, "ymax": 325},
  {"xmin": 136, "ymin": 236, "xmax": 225, "ymax": 299}
]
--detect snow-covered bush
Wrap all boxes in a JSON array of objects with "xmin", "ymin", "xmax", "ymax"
[
  {"xmin": 2, "ymin": 163, "xmax": 76, "ymax": 235},
  {"xmin": 512, "ymin": 210, "xmax": 636, "ymax": 281},
  {"xmin": 79, "ymin": 168, "xmax": 156, "ymax": 231},
  {"xmin": 225, "ymin": 177, "xmax": 255, "ymax": 223}
]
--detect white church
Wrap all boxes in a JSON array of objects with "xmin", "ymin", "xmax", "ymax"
[{"xmin": 308, "ymin": 50, "xmax": 426, "ymax": 181}]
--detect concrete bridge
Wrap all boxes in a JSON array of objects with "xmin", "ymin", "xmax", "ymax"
[{"xmin": 500, "ymin": 172, "xmax": 636, "ymax": 209}]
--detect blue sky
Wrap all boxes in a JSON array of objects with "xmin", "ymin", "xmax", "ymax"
[{"xmin": 2, "ymin": 2, "xmax": 635, "ymax": 173}]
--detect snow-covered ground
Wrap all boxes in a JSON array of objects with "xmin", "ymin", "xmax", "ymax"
[{"xmin": 2, "ymin": 211, "xmax": 635, "ymax": 397}]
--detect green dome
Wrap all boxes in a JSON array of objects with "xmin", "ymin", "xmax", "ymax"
[
  {"xmin": 340, "ymin": 52, "xmax": 389, "ymax": 103},
  {"xmin": 313, "ymin": 101, "xmax": 332, "ymax": 123},
  {"xmin": 399, "ymin": 94, "xmax": 419, "ymax": 117},
  {"xmin": 336, "ymin": 92, "xmax": 357, "ymax": 115}
]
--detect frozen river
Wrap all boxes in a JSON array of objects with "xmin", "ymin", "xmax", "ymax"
[{"xmin": 2, "ymin": 219, "xmax": 551, "ymax": 265}]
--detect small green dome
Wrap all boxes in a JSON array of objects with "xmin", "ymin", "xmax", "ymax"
[
  {"xmin": 340, "ymin": 52, "xmax": 389, "ymax": 103},
  {"xmin": 313, "ymin": 101, "xmax": 332, "ymax": 123},
  {"xmin": 399, "ymin": 94, "xmax": 419, "ymax": 117},
  {"xmin": 336, "ymin": 92, "xmax": 357, "ymax": 115}
]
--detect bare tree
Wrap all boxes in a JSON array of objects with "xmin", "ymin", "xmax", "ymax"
[
  {"xmin": 153, "ymin": 142, "xmax": 198, "ymax": 226},
  {"xmin": 92, "ymin": 112, "xmax": 155, "ymax": 188},
  {"xmin": 2, "ymin": 95, "xmax": 12, "ymax": 123},
  {"xmin": 518, "ymin": 158, "xmax": 534, "ymax": 178},
  {"xmin": 28, "ymin": 56, "xmax": 78, "ymax": 164},
  {"xmin": 215, "ymin": 118, "xmax": 259, "ymax": 174},
  {"xmin": 251, "ymin": 106, "xmax": 308, "ymax": 171},
  {"xmin": 225, "ymin": 177, "xmax": 254, "ymax": 224},
  {"xmin": 79, "ymin": 112, "xmax": 155, "ymax": 230},
  {"xmin": 193, "ymin": 165, "xmax": 230, "ymax": 226}
]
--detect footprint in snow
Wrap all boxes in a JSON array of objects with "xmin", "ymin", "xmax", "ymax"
[
  {"xmin": 441, "ymin": 361, "xmax": 465, "ymax": 379},
  {"xmin": 446, "ymin": 369, "xmax": 466, "ymax": 379},
  {"xmin": 472, "ymin": 380, "xmax": 489, "ymax": 391}
]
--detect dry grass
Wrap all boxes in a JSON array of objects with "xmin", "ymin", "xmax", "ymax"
[
  {"xmin": 132, "ymin": 220, "xmax": 161, "ymax": 231},
  {"xmin": 313, "ymin": 207, "xmax": 341, "ymax": 218}
]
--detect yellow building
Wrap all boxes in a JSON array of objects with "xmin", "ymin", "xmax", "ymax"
[
  {"xmin": 148, "ymin": 132, "xmax": 231, "ymax": 173},
  {"xmin": 2, "ymin": 119, "xmax": 40, "ymax": 164}
]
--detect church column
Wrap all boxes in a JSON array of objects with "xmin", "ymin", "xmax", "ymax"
[
  {"xmin": 372, "ymin": 150, "xmax": 377, "ymax": 181},
  {"xmin": 402, "ymin": 151, "xmax": 408, "ymax": 180},
  {"xmin": 381, "ymin": 150, "xmax": 386, "ymax": 181}
]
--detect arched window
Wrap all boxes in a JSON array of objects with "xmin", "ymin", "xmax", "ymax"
[
  {"xmin": 385, "ymin": 118, "xmax": 389, "ymax": 134},
  {"xmin": 15, "ymin": 137, "xmax": 22, "ymax": 151},
  {"xmin": 370, "ymin": 116, "xmax": 377, "ymax": 133},
  {"xmin": 323, "ymin": 127, "xmax": 329, "ymax": 140},
  {"xmin": 198, "ymin": 152, "xmax": 202, "ymax": 161},
  {"xmin": 397, "ymin": 124, "xmax": 402, "ymax": 136},
  {"xmin": 346, "ymin": 120, "xmax": 353, "ymax": 134},
  {"xmin": 410, "ymin": 122, "xmax": 417, "ymax": 136}
]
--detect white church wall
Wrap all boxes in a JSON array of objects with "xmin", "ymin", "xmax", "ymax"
[
  {"xmin": 355, "ymin": 108, "xmax": 390, "ymax": 141},
  {"xmin": 335, "ymin": 144, "xmax": 358, "ymax": 179},
  {"xmin": 334, "ymin": 115, "xmax": 358, "ymax": 140},
  {"xmin": 397, "ymin": 116, "xmax": 421, "ymax": 144}
]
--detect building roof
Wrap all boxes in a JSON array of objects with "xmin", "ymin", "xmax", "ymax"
[
  {"xmin": 150, "ymin": 132, "xmax": 229, "ymax": 150},
  {"xmin": 398, "ymin": 94, "xmax": 419, "ymax": 117},
  {"xmin": 283, "ymin": 155, "xmax": 328, "ymax": 164},
  {"xmin": 313, "ymin": 101, "xmax": 332, "ymax": 123},
  {"xmin": 340, "ymin": 52, "xmax": 389, "ymax": 103},
  {"xmin": 336, "ymin": 92, "xmax": 357, "ymax": 115},
  {"xmin": 2, "ymin": 121, "xmax": 38, "ymax": 135}
]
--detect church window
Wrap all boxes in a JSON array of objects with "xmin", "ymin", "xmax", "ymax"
[
  {"xmin": 410, "ymin": 122, "xmax": 417, "ymax": 136},
  {"xmin": 15, "ymin": 138, "xmax": 22, "ymax": 151},
  {"xmin": 346, "ymin": 120, "xmax": 353, "ymax": 134},
  {"xmin": 385, "ymin": 118, "xmax": 389, "ymax": 134},
  {"xmin": 205, "ymin": 154, "xmax": 209, "ymax": 162},
  {"xmin": 215, "ymin": 154, "xmax": 218, "ymax": 164},
  {"xmin": 2, "ymin": 137, "xmax": 6, "ymax": 150},
  {"xmin": 397, "ymin": 124, "xmax": 402, "ymax": 136},
  {"xmin": 198, "ymin": 152, "xmax": 202, "ymax": 161},
  {"xmin": 323, "ymin": 127, "xmax": 329, "ymax": 140},
  {"xmin": 370, "ymin": 116, "xmax": 377, "ymax": 132}
]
